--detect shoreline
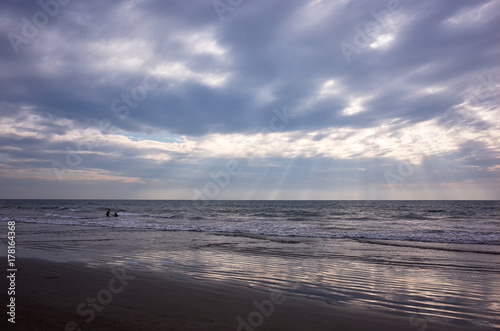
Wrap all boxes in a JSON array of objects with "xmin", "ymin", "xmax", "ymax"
[{"xmin": 3, "ymin": 257, "xmax": 485, "ymax": 331}]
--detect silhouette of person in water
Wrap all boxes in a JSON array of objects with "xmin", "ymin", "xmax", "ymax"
[
  {"xmin": 114, "ymin": 212, "xmax": 118, "ymax": 217},
  {"xmin": 106, "ymin": 209, "xmax": 111, "ymax": 217}
]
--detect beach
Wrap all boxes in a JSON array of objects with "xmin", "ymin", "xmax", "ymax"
[
  {"xmin": 6, "ymin": 258, "xmax": 483, "ymax": 331},
  {"xmin": 1, "ymin": 200, "xmax": 499, "ymax": 330}
]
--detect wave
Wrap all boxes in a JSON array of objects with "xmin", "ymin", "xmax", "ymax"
[
  {"xmin": 12, "ymin": 217, "xmax": 500, "ymax": 246},
  {"xmin": 398, "ymin": 213, "xmax": 434, "ymax": 220},
  {"xmin": 357, "ymin": 239, "xmax": 500, "ymax": 255},
  {"xmin": 344, "ymin": 216, "xmax": 371, "ymax": 221},
  {"xmin": 44, "ymin": 213, "xmax": 81, "ymax": 219}
]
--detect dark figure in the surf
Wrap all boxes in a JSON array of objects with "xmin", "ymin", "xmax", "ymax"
[
  {"xmin": 114, "ymin": 212, "xmax": 118, "ymax": 217},
  {"xmin": 106, "ymin": 209, "xmax": 111, "ymax": 217}
]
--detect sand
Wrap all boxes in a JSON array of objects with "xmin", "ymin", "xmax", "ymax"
[{"xmin": 1, "ymin": 258, "xmax": 484, "ymax": 331}]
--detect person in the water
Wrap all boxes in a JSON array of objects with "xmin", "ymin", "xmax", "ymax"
[
  {"xmin": 114, "ymin": 212, "xmax": 118, "ymax": 217},
  {"xmin": 106, "ymin": 209, "xmax": 111, "ymax": 217}
]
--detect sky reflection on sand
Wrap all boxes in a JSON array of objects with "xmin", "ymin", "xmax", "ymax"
[{"xmin": 8, "ymin": 222, "xmax": 500, "ymax": 328}]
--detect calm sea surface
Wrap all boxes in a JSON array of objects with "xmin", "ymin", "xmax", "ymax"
[{"xmin": 1, "ymin": 200, "xmax": 499, "ymax": 328}]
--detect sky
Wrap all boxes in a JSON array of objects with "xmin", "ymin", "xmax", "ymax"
[{"xmin": 0, "ymin": 0, "xmax": 499, "ymax": 200}]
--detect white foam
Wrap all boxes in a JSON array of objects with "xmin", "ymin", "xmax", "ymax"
[{"xmin": 12, "ymin": 214, "xmax": 500, "ymax": 246}]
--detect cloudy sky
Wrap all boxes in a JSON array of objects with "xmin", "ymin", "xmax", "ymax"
[{"xmin": 0, "ymin": 0, "xmax": 499, "ymax": 200}]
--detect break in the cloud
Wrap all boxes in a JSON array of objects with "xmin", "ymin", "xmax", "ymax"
[{"xmin": 0, "ymin": 0, "xmax": 499, "ymax": 199}]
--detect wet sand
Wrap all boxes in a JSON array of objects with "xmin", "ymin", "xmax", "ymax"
[{"xmin": 4, "ymin": 258, "xmax": 482, "ymax": 331}]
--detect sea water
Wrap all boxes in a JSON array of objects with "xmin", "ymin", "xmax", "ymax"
[{"xmin": 1, "ymin": 200, "xmax": 499, "ymax": 328}]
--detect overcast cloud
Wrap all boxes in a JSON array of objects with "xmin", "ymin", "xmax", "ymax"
[{"xmin": 0, "ymin": 0, "xmax": 499, "ymax": 199}]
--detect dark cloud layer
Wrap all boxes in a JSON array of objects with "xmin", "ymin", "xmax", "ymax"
[{"xmin": 0, "ymin": 0, "xmax": 499, "ymax": 199}]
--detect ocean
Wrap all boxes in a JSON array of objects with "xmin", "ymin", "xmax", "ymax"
[{"xmin": 1, "ymin": 200, "xmax": 499, "ymax": 328}]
